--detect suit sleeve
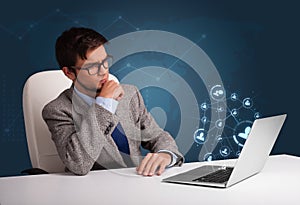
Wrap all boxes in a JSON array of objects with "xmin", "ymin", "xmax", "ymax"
[
  {"xmin": 42, "ymin": 97, "xmax": 119, "ymax": 175},
  {"xmin": 130, "ymin": 86, "xmax": 184, "ymax": 166}
]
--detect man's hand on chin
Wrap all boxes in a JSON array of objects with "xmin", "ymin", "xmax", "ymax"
[{"xmin": 98, "ymin": 80, "xmax": 124, "ymax": 101}]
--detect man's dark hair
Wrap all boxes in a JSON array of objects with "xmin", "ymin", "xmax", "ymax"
[{"xmin": 55, "ymin": 27, "xmax": 108, "ymax": 68}]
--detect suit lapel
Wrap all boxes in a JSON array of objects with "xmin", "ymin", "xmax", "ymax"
[{"xmin": 68, "ymin": 86, "xmax": 136, "ymax": 168}]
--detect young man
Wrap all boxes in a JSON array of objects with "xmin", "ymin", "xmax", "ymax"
[{"xmin": 42, "ymin": 27, "xmax": 183, "ymax": 176}]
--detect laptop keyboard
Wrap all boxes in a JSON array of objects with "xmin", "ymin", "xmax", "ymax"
[{"xmin": 193, "ymin": 167, "xmax": 234, "ymax": 183}]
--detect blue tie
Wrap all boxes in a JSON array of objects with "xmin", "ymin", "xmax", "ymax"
[{"xmin": 111, "ymin": 123, "xmax": 130, "ymax": 155}]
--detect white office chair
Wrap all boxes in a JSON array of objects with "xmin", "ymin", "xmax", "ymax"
[{"xmin": 22, "ymin": 70, "xmax": 119, "ymax": 173}]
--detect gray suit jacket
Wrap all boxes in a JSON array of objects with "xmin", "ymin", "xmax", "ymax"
[{"xmin": 42, "ymin": 84, "xmax": 183, "ymax": 175}]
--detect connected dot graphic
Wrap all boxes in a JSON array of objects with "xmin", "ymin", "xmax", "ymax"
[{"xmin": 194, "ymin": 84, "xmax": 260, "ymax": 161}]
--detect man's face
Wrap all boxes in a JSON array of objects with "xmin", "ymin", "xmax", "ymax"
[{"xmin": 74, "ymin": 45, "xmax": 110, "ymax": 96}]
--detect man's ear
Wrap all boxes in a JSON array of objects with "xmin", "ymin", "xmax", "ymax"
[{"xmin": 62, "ymin": 67, "xmax": 76, "ymax": 81}]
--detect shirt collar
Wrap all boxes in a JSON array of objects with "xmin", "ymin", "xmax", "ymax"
[{"xmin": 74, "ymin": 87, "xmax": 95, "ymax": 106}]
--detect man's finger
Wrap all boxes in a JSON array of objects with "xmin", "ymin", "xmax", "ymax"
[
  {"xmin": 148, "ymin": 157, "xmax": 164, "ymax": 176},
  {"xmin": 137, "ymin": 153, "xmax": 152, "ymax": 175},
  {"xmin": 156, "ymin": 161, "xmax": 169, "ymax": 176},
  {"xmin": 142, "ymin": 153, "xmax": 159, "ymax": 176},
  {"xmin": 113, "ymin": 86, "xmax": 124, "ymax": 101}
]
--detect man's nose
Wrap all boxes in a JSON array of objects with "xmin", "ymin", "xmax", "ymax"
[{"xmin": 97, "ymin": 69, "xmax": 107, "ymax": 76}]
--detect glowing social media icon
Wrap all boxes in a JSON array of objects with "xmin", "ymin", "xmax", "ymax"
[
  {"xmin": 243, "ymin": 97, "xmax": 253, "ymax": 109},
  {"xmin": 193, "ymin": 128, "xmax": 207, "ymax": 144}
]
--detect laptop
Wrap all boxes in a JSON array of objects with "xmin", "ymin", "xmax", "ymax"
[{"xmin": 162, "ymin": 114, "xmax": 287, "ymax": 188}]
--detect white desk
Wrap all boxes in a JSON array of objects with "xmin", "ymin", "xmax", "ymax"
[{"xmin": 0, "ymin": 154, "xmax": 299, "ymax": 205}]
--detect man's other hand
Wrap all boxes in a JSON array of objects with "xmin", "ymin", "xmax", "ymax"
[{"xmin": 136, "ymin": 153, "xmax": 171, "ymax": 176}]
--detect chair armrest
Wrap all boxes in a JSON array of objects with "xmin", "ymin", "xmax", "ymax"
[{"xmin": 21, "ymin": 168, "xmax": 49, "ymax": 175}]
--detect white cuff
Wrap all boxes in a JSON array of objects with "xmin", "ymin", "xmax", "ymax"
[
  {"xmin": 157, "ymin": 150, "xmax": 178, "ymax": 168},
  {"xmin": 96, "ymin": 97, "xmax": 119, "ymax": 114}
]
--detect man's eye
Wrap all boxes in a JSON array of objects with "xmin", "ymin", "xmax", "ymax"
[{"xmin": 83, "ymin": 63, "xmax": 98, "ymax": 69}]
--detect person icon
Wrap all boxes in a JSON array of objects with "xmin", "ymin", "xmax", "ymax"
[
  {"xmin": 222, "ymin": 148, "xmax": 228, "ymax": 155},
  {"xmin": 231, "ymin": 109, "xmax": 238, "ymax": 117},
  {"xmin": 254, "ymin": 112, "xmax": 260, "ymax": 119},
  {"xmin": 207, "ymin": 156, "xmax": 212, "ymax": 161},
  {"xmin": 238, "ymin": 126, "xmax": 251, "ymax": 139},
  {"xmin": 204, "ymin": 153, "xmax": 213, "ymax": 161},
  {"xmin": 215, "ymin": 119, "xmax": 224, "ymax": 129},
  {"xmin": 243, "ymin": 98, "xmax": 253, "ymax": 109},
  {"xmin": 196, "ymin": 132, "xmax": 205, "ymax": 142},
  {"xmin": 201, "ymin": 103, "xmax": 208, "ymax": 111},
  {"xmin": 194, "ymin": 128, "xmax": 207, "ymax": 144},
  {"xmin": 219, "ymin": 146, "xmax": 230, "ymax": 157},
  {"xmin": 201, "ymin": 116, "xmax": 207, "ymax": 124},
  {"xmin": 231, "ymin": 93, "xmax": 238, "ymax": 101}
]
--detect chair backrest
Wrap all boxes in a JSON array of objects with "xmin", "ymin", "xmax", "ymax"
[{"xmin": 23, "ymin": 70, "xmax": 119, "ymax": 173}]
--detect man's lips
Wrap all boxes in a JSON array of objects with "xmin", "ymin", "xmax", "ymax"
[{"xmin": 100, "ymin": 78, "xmax": 107, "ymax": 84}]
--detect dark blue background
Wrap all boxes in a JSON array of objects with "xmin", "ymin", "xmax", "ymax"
[{"xmin": 1, "ymin": 0, "xmax": 299, "ymax": 177}]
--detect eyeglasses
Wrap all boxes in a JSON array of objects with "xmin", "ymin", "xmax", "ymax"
[{"xmin": 69, "ymin": 55, "xmax": 113, "ymax": 76}]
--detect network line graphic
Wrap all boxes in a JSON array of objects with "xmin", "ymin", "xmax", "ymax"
[
  {"xmin": 194, "ymin": 85, "xmax": 260, "ymax": 161},
  {"xmin": 0, "ymin": 9, "xmax": 140, "ymax": 40}
]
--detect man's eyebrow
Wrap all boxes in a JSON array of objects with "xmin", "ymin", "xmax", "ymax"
[
  {"xmin": 83, "ymin": 62, "xmax": 97, "ymax": 66},
  {"xmin": 86, "ymin": 55, "xmax": 108, "ymax": 64},
  {"xmin": 102, "ymin": 55, "xmax": 108, "ymax": 60}
]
